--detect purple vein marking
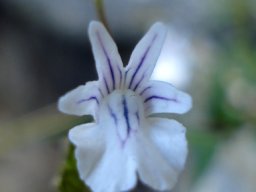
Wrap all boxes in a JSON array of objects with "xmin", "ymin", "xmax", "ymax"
[
  {"xmin": 135, "ymin": 111, "xmax": 140, "ymax": 125},
  {"xmin": 118, "ymin": 66, "xmax": 123, "ymax": 88},
  {"xmin": 77, "ymin": 96, "xmax": 99, "ymax": 105},
  {"xmin": 103, "ymin": 77, "xmax": 110, "ymax": 94},
  {"xmin": 128, "ymin": 34, "xmax": 157, "ymax": 89},
  {"xmin": 144, "ymin": 95, "xmax": 178, "ymax": 103},
  {"xmin": 139, "ymin": 86, "xmax": 151, "ymax": 95},
  {"xmin": 98, "ymin": 87, "xmax": 104, "ymax": 97},
  {"xmin": 108, "ymin": 105, "xmax": 118, "ymax": 125},
  {"xmin": 122, "ymin": 96, "xmax": 131, "ymax": 135},
  {"xmin": 124, "ymin": 69, "xmax": 130, "ymax": 86},
  {"xmin": 96, "ymin": 31, "xmax": 115, "ymax": 90},
  {"xmin": 133, "ymin": 73, "xmax": 145, "ymax": 91}
]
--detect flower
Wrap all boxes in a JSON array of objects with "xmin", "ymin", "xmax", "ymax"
[{"xmin": 58, "ymin": 21, "xmax": 192, "ymax": 192}]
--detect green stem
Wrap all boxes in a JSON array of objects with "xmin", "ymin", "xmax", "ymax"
[{"xmin": 94, "ymin": 0, "xmax": 110, "ymax": 32}]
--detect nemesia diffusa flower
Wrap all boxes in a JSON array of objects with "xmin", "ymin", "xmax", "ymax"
[{"xmin": 58, "ymin": 21, "xmax": 192, "ymax": 192}]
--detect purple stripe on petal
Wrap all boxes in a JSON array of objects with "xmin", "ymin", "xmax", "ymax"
[
  {"xmin": 133, "ymin": 73, "xmax": 145, "ymax": 91},
  {"xmin": 107, "ymin": 58, "xmax": 115, "ymax": 90},
  {"xmin": 103, "ymin": 77, "xmax": 110, "ymax": 94},
  {"xmin": 122, "ymin": 95, "xmax": 131, "ymax": 135},
  {"xmin": 128, "ymin": 47, "xmax": 149, "ymax": 89},
  {"xmin": 135, "ymin": 111, "xmax": 140, "ymax": 125},
  {"xmin": 144, "ymin": 95, "xmax": 178, "ymax": 103},
  {"xmin": 77, "ymin": 96, "xmax": 99, "ymax": 105},
  {"xmin": 108, "ymin": 105, "xmax": 118, "ymax": 125},
  {"xmin": 96, "ymin": 32, "xmax": 115, "ymax": 90},
  {"xmin": 98, "ymin": 87, "xmax": 104, "ymax": 97},
  {"xmin": 139, "ymin": 86, "xmax": 151, "ymax": 95},
  {"xmin": 128, "ymin": 34, "xmax": 157, "ymax": 89},
  {"xmin": 118, "ymin": 67, "xmax": 122, "ymax": 84},
  {"xmin": 124, "ymin": 69, "xmax": 130, "ymax": 86}
]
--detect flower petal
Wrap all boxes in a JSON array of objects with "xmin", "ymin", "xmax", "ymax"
[
  {"xmin": 70, "ymin": 123, "xmax": 137, "ymax": 192},
  {"xmin": 142, "ymin": 80, "xmax": 192, "ymax": 115},
  {"xmin": 89, "ymin": 21, "xmax": 124, "ymax": 94},
  {"xmin": 147, "ymin": 117, "xmax": 188, "ymax": 172},
  {"xmin": 68, "ymin": 123, "xmax": 103, "ymax": 148},
  {"xmin": 135, "ymin": 128, "xmax": 179, "ymax": 191},
  {"xmin": 125, "ymin": 22, "xmax": 167, "ymax": 91},
  {"xmin": 58, "ymin": 81, "xmax": 101, "ymax": 117},
  {"xmin": 85, "ymin": 138, "xmax": 137, "ymax": 192},
  {"xmin": 69, "ymin": 123, "xmax": 105, "ymax": 181},
  {"xmin": 135, "ymin": 118, "xmax": 187, "ymax": 191}
]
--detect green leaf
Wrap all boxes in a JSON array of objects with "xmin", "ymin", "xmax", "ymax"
[{"xmin": 58, "ymin": 144, "xmax": 91, "ymax": 192}]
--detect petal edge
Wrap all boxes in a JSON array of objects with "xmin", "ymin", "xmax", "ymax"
[
  {"xmin": 142, "ymin": 80, "xmax": 192, "ymax": 115},
  {"xmin": 58, "ymin": 81, "xmax": 101, "ymax": 117},
  {"xmin": 125, "ymin": 22, "xmax": 168, "ymax": 90}
]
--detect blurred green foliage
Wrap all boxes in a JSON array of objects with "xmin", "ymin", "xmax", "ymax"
[
  {"xmin": 209, "ymin": 34, "xmax": 256, "ymax": 131},
  {"xmin": 58, "ymin": 144, "xmax": 91, "ymax": 192},
  {"xmin": 187, "ymin": 129, "xmax": 220, "ymax": 180},
  {"xmin": 58, "ymin": 115, "xmax": 93, "ymax": 192}
]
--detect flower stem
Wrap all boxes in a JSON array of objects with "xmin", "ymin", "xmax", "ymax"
[{"xmin": 94, "ymin": 0, "xmax": 110, "ymax": 32}]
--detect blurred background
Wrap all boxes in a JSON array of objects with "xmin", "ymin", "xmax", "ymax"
[{"xmin": 0, "ymin": 0, "xmax": 256, "ymax": 192}]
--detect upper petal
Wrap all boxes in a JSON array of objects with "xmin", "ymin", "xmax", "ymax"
[
  {"xmin": 125, "ymin": 22, "xmax": 167, "ymax": 91},
  {"xmin": 89, "ymin": 21, "xmax": 124, "ymax": 94},
  {"xmin": 58, "ymin": 81, "xmax": 101, "ymax": 117},
  {"xmin": 141, "ymin": 80, "xmax": 192, "ymax": 116}
]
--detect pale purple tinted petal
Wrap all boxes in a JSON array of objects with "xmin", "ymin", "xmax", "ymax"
[
  {"xmin": 86, "ymin": 146, "xmax": 137, "ymax": 192},
  {"xmin": 58, "ymin": 81, "xmax": 101, "ymax": 117},
  {"xmin": 147, "ymin": 118, "xmax": 188, "ymax": 172},
  {"xmin": 89, "ymin": 21, "xmax": 124, "ymax": 94},
  {"xmin": 135, "ymin": 117, "xmax": 187, "ymax": 191},
  {"xmin": 135, "ymin": 129, "xmax": 178, "ymax": 191},
  {"xmin": 125, "ymin": 22, "xmax": 167, "ymax": 91},
  {"xmin": 69, "ymin": 123, "xmax": 102, "ymax": 148},
  {"xmin": 142, "ymin": 80, "xmax": 192, "ymax": 115},
  {"xmin": 69, "ymin": 123, "xmax": 105, "ymax": 180}
]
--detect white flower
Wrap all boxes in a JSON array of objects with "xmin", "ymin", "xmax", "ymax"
[{"xmin": 58, "ymin": 21, "xmax": 192, "ymax": 192}]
